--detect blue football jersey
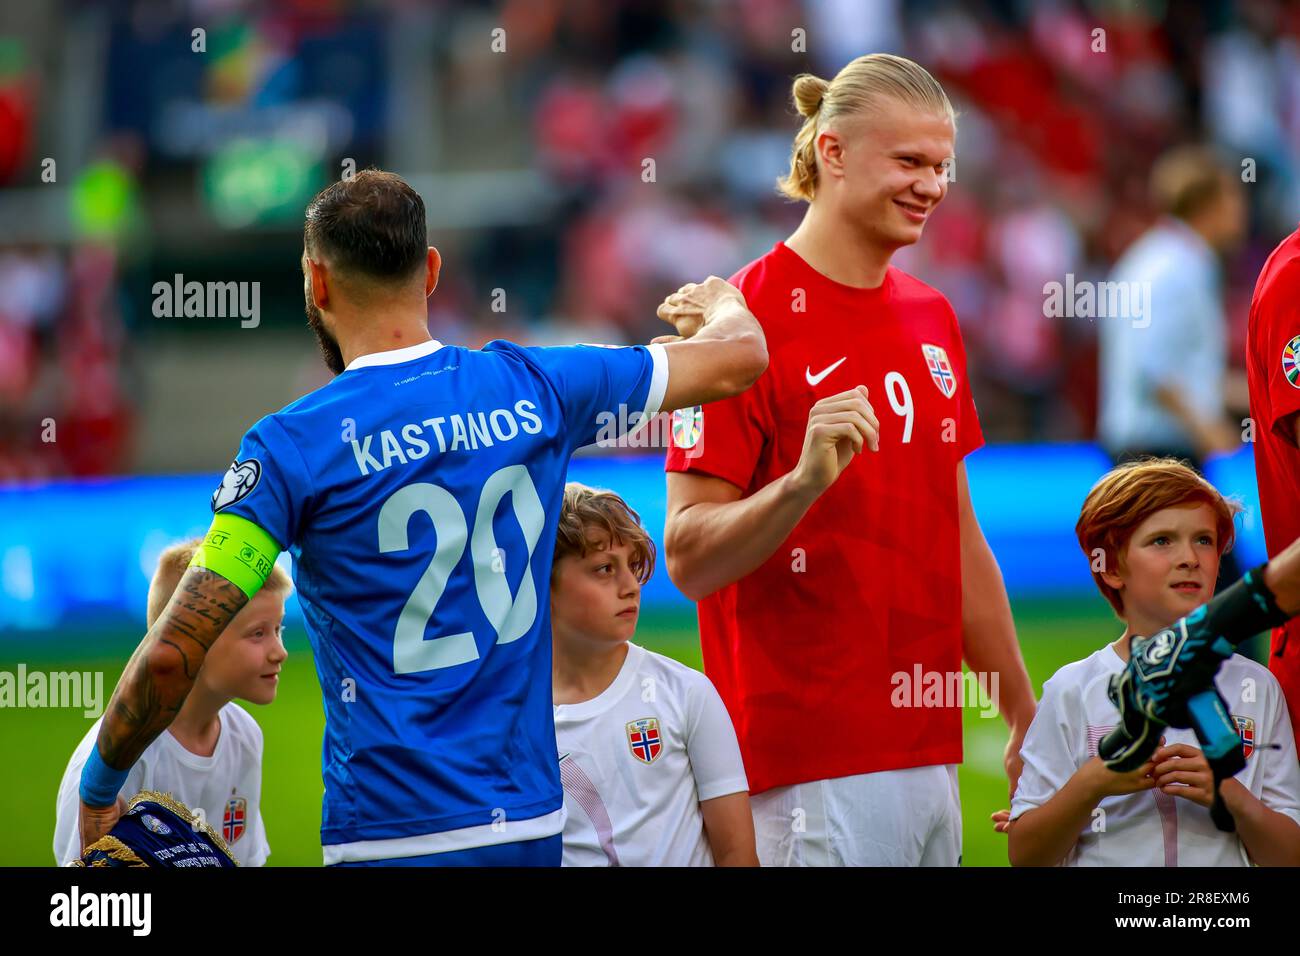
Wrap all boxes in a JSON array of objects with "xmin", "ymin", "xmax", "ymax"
[{"xmin": 211, "ymin": 338, "xmax": 667, "ymax": 861}]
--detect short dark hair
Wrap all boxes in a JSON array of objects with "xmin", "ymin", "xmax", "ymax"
[{"xmin": 304, "ymin": 170, "xmax": 427, "ymax": 281}]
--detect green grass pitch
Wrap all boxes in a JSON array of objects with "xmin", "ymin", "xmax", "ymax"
[{"xmin": 0, "ymin": 599, "xmax": 1269, "ymax": 866}]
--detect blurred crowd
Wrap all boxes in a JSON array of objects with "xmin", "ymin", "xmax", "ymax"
[{"xmin": 3, "ymin": 0, "xmax": 1300, "ymax": 479}]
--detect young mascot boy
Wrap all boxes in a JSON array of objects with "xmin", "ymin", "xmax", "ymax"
[
  {"xmin": 1005, "ymin": 460, "xmax": 1300, "ymax": 866},
  {"xmin": 550, "ymin": 483, "xmax": 757, "ymax": 866},
  {"xmin": 55, "ymin": 539, "xmax": 289, "ymax": 866}
]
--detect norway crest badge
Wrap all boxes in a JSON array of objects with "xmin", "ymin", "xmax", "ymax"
[
  {"xmin": 223, "ymin": 797, "xmax": 247, "ymax": 843},
  {"xmin": 921, "ymin": 343, "xmax": 956, "ymax": 398},
  {"xmin": 1232, "ymin": 715, "xmax": 1255, "ymax": 759},
  {"xmin": 626, "ymin": 717, "xmax": 663, "ymax": 764}
]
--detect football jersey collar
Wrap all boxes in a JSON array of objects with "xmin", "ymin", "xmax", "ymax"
[
  {"xmin": 553, "ymin": 643, "xmax": 645, "ymax": 722},
  {"xmin": 345, "ymin": 338, "xmax": 444, "ymax": 371}
]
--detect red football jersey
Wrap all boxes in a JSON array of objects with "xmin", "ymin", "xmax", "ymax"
[
  {"xmin": 1246, "ymin": 224, "xmax": 1300, "ymax": 745},
  {"xmin": 665, "ymin": 242, "xmax": 984, "ymax": 794}
]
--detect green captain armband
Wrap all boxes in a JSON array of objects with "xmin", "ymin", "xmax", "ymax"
[{"xmin": 189, "ymin": 513, "xmax": 283, "ymax": 599}]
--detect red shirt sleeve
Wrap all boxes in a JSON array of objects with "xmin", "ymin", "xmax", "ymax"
[
  {"xmin": 1260, "ymin": 262, "xmax": 1300, "ymax": 446},
  {"xmin": 664, "ymin": 374, "xmax": 770, "ymax": 492}
]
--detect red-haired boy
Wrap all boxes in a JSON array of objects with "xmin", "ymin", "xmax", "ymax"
[{"xmin": 1005, "ymin": 459, "xmax": 1300, "ymax": 866}]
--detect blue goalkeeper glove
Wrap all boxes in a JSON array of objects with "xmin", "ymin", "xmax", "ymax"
[{"xmin": 1098, "ymin": 565, "xmax": 1290, "ymax": 831}]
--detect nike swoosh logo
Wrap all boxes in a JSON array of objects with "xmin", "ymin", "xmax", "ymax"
[{"xmin": 805, "ymin": 356, "xmax": 847, "ymax": 386}]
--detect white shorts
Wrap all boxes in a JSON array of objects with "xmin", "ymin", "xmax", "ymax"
[{"xmin": 750, "ymin": 764, "xmax": 962, "ymax": 866}]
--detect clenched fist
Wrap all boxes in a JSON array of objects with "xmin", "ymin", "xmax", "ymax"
[
  {"xmin": 654, "ymin": 276, "xmax": 747, "ymax": 343},
  {"xmin": 79, "ymin": 796, "xmax": 126, "ymax": 854},
  {"xmin": 790, "ymin": 385, "xmax": 880, "ymax": 495}
]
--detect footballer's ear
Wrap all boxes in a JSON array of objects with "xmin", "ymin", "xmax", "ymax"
[
  {"xmin": 308, "ymin": 256, "xmax": 330, "ymax": 310},
  {"xmin": 425, "ymin": 246, "xmax": 442, "ymax": 298},
  {"xmin": 815, "ymin": 127, "xmax": 845, "ymax": 180}
]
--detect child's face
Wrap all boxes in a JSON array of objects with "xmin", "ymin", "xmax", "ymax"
[
  {"xmin": 550, "ymin": 535, "xmax": 642, "ymax": 648},
  {"xmin": 198, "ymin": 589, "xmax": 288, "ymax": 706},
  {"xmin": 1104, "ymin": 503, "xmax": 1221, "ymax": 632}
]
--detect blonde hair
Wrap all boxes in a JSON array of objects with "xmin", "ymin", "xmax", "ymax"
[
  {"xmin": 146, "ymin": 538, "xmax": 292, "ymax": 628},
  {"xmin": 552, "ymin": 483, "xmax": 656, "ymax": 585},
  {"xmin": 778, "ymin": 53, "xmax": 956, "ymax": 202},
  {"xmin": 1150, "ymin": 144, "xmax": 1232, "ymax": 221}
]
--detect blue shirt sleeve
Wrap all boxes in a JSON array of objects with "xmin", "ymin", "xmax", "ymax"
[
  {"xmin": 209, "ymin": 414, "xmax": 312, "ymax": 552},
  {"xmin": 506, "ymin": 341, "xmax": 669, "ymax": 451}
]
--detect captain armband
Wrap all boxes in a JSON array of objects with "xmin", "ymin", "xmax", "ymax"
[{"xmin": 188, "ymin": 513, "xmax": 282, "ymax": 599}]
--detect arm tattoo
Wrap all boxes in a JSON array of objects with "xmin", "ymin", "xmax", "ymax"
[{"xmin": 95, "ymin": 567, "xmax": 249, "ymax": 769}]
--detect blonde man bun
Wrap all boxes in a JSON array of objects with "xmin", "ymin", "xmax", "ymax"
[
  {"xmin": 778, "ymin": 53, "xmax": 956, "ymax": 202},
  {"xmin": 791, "ymin": 73, "xmax": 829, "ymax": 118}
]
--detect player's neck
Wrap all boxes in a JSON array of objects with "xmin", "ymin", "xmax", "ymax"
[
  {"xmin": 552, "ymin": 638, "xmax": 630, "ymax": 706},
  {"xmin": 1113, "ymin": 608, "xmax": 1175, "ymax": 662},
  {"xmin": 786, "ymin": 202, "xmax": 892, "ymax": 289},
  {"xmin": 1111, "ymin": 632, "xmax": 1132, "ymax": 662},
  {"xmin": 168, "ymin": 684, "xmax": 225, "ymax": 757},
  {"xmin": 338, "ymin": 311, "xmax": 434, "ymax": 369}
]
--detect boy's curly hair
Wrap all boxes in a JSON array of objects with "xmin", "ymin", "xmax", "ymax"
[{"xmin": 553, "ymin": 483, "xmax": 656, "ymax": 585}]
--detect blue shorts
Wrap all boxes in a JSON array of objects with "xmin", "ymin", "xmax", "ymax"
[{"xmin": 331, "ymin": 833, "xmax": 562, "ymax": 867}]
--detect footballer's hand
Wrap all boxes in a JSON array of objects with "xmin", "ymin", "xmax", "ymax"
[
  {"xmin": 79, "ymin": 796, "xmax": 126, "ymax": 853},
  {"xmin": 1152, "ymin": 743, "xmax": 1216, "ymax": 808},
  {"xmin": 656, "ymin": 276, "xmax": 746, "ymax": 339},
  {"xmin": 790, "ymin": 386, "xmax": 880, "ymax": 496},
  {"xmin": 991, "ymin": 808, "xmax": 1012, "ymax": 834},
  {"xmin": 1080, "ymin": 754, "xmax": 1158, "ymax": 799}
]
